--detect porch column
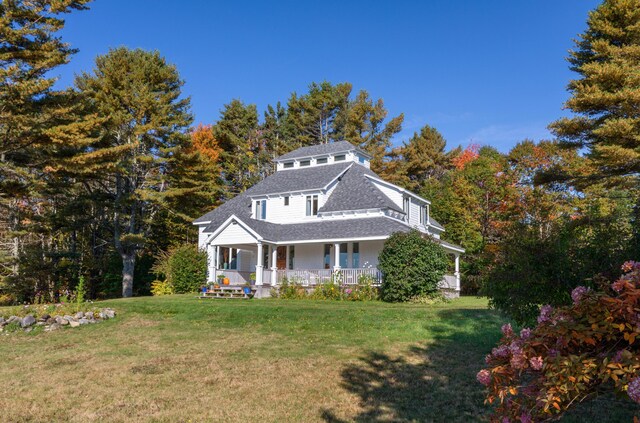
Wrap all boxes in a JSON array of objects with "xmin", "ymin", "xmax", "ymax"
[
  {"xmin": 207, "ymin": 244, "xmax": 216, "ymax": 282},
  {"xmin": 255, "ymin": 242, "xmax": 263, "ymax": 286},
  {"xmin": 271, "ymin": 245, "xmax": 277, "ymax": 285},
  {"xmin": 333, "ymin": 242, "xmax": 341, "ymax": 271},
  {"xmin": 454, "ymin": 254, "xmax": 460, "ymax": 291}
]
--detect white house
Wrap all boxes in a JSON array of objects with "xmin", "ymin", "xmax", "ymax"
[{"xmin": 193, "ymin": 141, "xmax": 464, "ymax": 296}]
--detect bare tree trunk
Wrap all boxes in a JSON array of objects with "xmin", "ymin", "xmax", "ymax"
[{"xmin": 122, "ymin": 251, "xmax": 135, "ymax": 298}]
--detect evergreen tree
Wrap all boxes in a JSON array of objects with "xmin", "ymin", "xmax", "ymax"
[
  {"xmin": 0, "ymin": 0, "xmax": 91, "ymax": 293},
  {"xmin": 548, "ymin": 0, "xmax": 640, "ymax": 187},
  {"xmin": 345, "ymin": 90, "xmax": 404, "ymax": 174},
  {"xmin": 74, "ymin": 47, "xmax": 193, "ymax": 297},
  {"xmin": 213, "ymin": 99, "xmax": 262, "ymax": 194},
  {"xmin": 287, "ymin": 81, "xmax": 352, "ymax": 145}
]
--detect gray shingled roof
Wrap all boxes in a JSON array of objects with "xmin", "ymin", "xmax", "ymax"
[
  {"xmin": 248, "ymin": 162, "xmax": 351, "ymax": 196},
  {"xmin": 319, "ymin": 164, "xmax": 402, "ymax": 214},
  {"xmin": 276, "ymin": 140, "xmax": 366, "ymax": 161}
]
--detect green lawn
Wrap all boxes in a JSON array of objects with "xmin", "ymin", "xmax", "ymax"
[{"xmin": 0, "ymin": 296, "xmax": 637, "ymax": 422}]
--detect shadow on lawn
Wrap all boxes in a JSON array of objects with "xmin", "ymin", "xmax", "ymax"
[{"xmin": 321, "ymin": 307, "xmax": 503, "ymax": 422}]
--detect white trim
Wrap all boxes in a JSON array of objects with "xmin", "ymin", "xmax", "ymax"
[
  {"xmin": 364, "ymin": 174, "xmax": 431, "ymax": 205},
  {"xmin": 203, "ymin": 215, "xmax": 263, "ymax": 245},
  {"xmin": 192, "ymin": 220, "xmax": 211, "ymax": 226},
  {"xmin": 275, "ymin": 149, "xmax": 372, "ymax": 164}
]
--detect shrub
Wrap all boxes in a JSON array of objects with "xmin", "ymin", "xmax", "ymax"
[
  {"xmin": 478, "ymin": 261, "xmax": 640, "ymax": 422},
  {"xmin": 151, "ymin": 280, "xmax": 174, "ymax": 296},
  {"xmin": 152, "ymin": 244, "xmax": 207, "ymax": 294},
  {"xmin": 378, "ymin": 230, "xmax": 449, "ymax": 302},
  {"xmin": 310, "ymin": 281, "xmax": 342, "ymax": 300},
  {"xmin": 276, "ymin": 278, "xmax": 307, "ymax": 299}
]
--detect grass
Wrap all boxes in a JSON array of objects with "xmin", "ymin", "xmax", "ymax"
[{"xmin": 0, "ymin": 296, "xmax": 637, "ymax": 422}]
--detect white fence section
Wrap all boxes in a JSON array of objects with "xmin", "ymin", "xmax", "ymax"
[
  {"xmin": 276, "ymin": 268, "xmax": 382, "ymax": 286},
  {"xmin": 214, "ymin": 268, "xmax": 459, "ymax": 292},
  {"xmin": 213, "ymin": 269, "xmax": 252, "ymax": 285}
]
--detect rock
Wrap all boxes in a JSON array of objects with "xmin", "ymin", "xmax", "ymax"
[
  {"xmin": 47, "ymin": 323, "xmax": 61, "ymax": 331},
  {"xmin": 46, "ymin": 317, "xmax": 55, "ymax": 325},
  {"xmin": 98, "ymin": 312, "xmax": 105, "ymax": 319},
  {"xmin": 40, "ymin": 313, "xmax": 50, "ymax": 321},
  {"xmin": 21, "ymin": 314, "xmax": 36, "ymax": 328},
  {"xmin": 78, "ymin": 318, "xmax": 89, "ymax": 325},
  {"xmin": 8, "ymin": 316, "xmax": 19, "ymax": 324},
  {"xmin": 55, "ymin": 316, "xmax": 62, "ymax": 324},
  {"xmin": 24, "ymin": 327, "xmax": 32, "ymax": 333},
  {"xmin": 74, "ymin": 312, "xmax": 84, "ymax": 320},
  {"xmin": 36, "ymin": 322, "xmax": 45, "ymax": 326},
  {"xmin": 69, "ymin": 320, "xmax": 80, "ymax": 328},
  {"xmin": 60, "ymin": 319, "xmax": 69, "ymax": 326},
  {"xmin": 0, "ymin": 317, "xmax": 5, "ymax": 325},
  {"xmin": 104, "ymin": 309, "xmax": 116, "ymax": 319},
  {"xmin": 63, "ymin": 315, "xmax": 74, "ymax": 322},
  {"xmin": 84, "ymin": 312, "xmax": 94, "ymax": 319}
]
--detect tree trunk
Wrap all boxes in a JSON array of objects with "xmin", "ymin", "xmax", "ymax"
[{"xmin": 122, "ymin": 251, "xmax": 135, "ymax": 298}]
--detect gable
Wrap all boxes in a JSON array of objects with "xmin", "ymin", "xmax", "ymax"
[{"xmin": 209, "ymin": 218, "xmax": 260, "ymax": 245}]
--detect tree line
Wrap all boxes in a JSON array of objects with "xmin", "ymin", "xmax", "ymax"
[{"xmin": 1, "ymin": 0, "xmax": 638, "ymax": 323}]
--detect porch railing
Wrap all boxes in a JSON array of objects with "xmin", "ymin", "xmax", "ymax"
[
  {"xmin": 213, "ymin": 269, "xmax": 252, "ymax": 285},
  {"xmin": 275, "ymin": 268, "xmax": 382, "ymax": 286}
]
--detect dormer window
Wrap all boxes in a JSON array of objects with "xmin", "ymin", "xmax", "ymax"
[
  {"xmin": 403, "ymin": 197, "xmax": 410, "ymax": 220},
  {"xmin": 283, "ymin": 161, "xmax": 294, "ymax": 169},
  {"xmin": 358, "ymin": 155, "xmax": 366, "ymax": 164},
  {"xmin": 334, "ymin": 154, "xmax": 346, "ymax": 162},
  {"xmin": 420, "ymin": 205, "xmax": 428, "ymax": 225},
  {"xmin": 305, "ymin": 195, "xmax": 318, "ymax": 216},
  {"xmin": 317, "ymin": 157, "xmax": 328, "ymax": 164},
  {"xmin": 284, "ymin": 196, "xmax": 290, "ymax": 206},
  {"xmin": 255, "ymin": 200, "xmax": 267, "ymax": 220},
  {"xmin": 300, "ymin": 160, "xmax": 311, "ymax": 167}
]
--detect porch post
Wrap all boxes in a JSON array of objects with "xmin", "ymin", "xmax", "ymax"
[
  {"xmin": 207, "ymin": 244, "xmax": 216, "ymax": 282},
  {"xmin": 271, "ymin": 245, "xmax": 277, "ymax": 285},
  {"xmin": 454, "ymin": 254, "xmax": 460, "ymax": 291},
  {"xmin": 256, "ymin": 242, "xmax": 263, "ymax": 286},
  {"xmin": 333, "ymin": 242, "xmax": 341, "ymax": 271}
]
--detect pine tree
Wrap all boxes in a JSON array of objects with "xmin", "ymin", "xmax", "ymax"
[
  {"xmin": 345, "ymin": 90, "xmax": 404, "ymax": 174},
  {"xmin": 0, "ymin": 0, "xmax": 91, "ymax": 291},
  {"xmin": 73, "ymin": 47, "xmax": 193, "ymax": 297},
  {"xmin": 549, "ymin": 0, "xmax": 640, "ymax": 187},
  {"xmin": 213, "ymin": 99, "xmax": 262, "ymax": 195},
  {"xmin": 287, "ymin": 81, "xmax": 352, "ymax": 145}
]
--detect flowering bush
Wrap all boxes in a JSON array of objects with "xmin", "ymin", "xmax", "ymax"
[
  {"xmin": 150, "ymin": 280, "xmax": 174, "ymax": 296},
  {"xmin": 479, "ymin": 261, "xmax": 640, "ymax": 422}
]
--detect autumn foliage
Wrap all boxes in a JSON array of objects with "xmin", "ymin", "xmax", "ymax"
[
  {"xmin": 190, "ymin": 124, "xmax": 221, "ymax": 163},
  {"xmin": 479, "ymin": 261, "xmax": 640, "ymax": 422}
]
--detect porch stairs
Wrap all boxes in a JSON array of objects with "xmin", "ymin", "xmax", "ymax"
[{"xmin": 198, "ymin": 286, "xmax": 254, "ymax": 300}]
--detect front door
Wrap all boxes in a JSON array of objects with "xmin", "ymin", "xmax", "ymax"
[{"xmin": 277, "ymin": 246, "xmax": 287, "ymax": 269}]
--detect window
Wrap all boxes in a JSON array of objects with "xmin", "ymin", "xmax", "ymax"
[
  {"xmin": 420, "ymin": 205, "xmax": 428, "ymax": 225},
  {"xmin": 284, "ymin": 196, "xmax": 289, "ymax": 206},
  {"xmin": 263, "ymin": 245, "xmax": 270, "ymax": 268},
  {"xmin": 352, "ymin": 242, "xmax": 360, "ymax": 268},
  {"xmin": 358, "ymin": 155, "xmax": 366, "ymax": 164},
  {"xmin": 305, "ymin": 195, "xmax": 318, "ymax": 216},
  {"xmin": 300, "ymin": 160, "xmax": 311, "ymax": 167},
  {"xmin": 255, "ymin": 200, "xmax": 266, "ymax": 220},
  {"xmin": 288, "ymin": 245, "xmax": 295, "ymax": 270},
  {"xmin": 283, "ymin": 161, "xmax": 294, "ymax": 168},
  {"xmin": 230, "ymin": 248, "xmax": 237, "ymax": 269},
  {"xmin": 403, "ymin": 197, "xmax": 410, "ymax": 220},
  {"xmin": 323, "ymin": 244, "xmax": 332, "ymax": 269},
  {"xmin": 339, "ymin": 243, "xmax": 348, "ymax": 268},
  {"xmin": 334, "ymin": 154, "xmax": 346, "ymax": 161},
  {"xmin": 317, "ymin": 157, "xmax": 328, "ymax": 164}
]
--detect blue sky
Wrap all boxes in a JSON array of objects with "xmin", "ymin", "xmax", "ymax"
[{"xmin": 56, "ymin": 0, "xmax": 601, "ymax": 151}]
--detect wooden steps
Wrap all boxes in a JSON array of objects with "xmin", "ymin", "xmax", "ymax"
[{"xmin": 198, "ymin": 286, "xmax": 254, "ymax": 300}]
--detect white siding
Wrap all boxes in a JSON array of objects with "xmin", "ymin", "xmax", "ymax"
[
  {"xmin": 359, "ymin": 240, "xmax": 384, "ymax": 267},
  {"xmin": 292, "ymin": 243, "xmax": 325, "ymax": 269},
  {"xmin": 197, "ymin": 224, "xmax": 209, "ymax": 249},
  {"xmin": 370, "ymin": 180, "xmax": 404, "ymax": 211},
  {"xmin": 212, "ymin": 222, "xmax": 257, "ymax": 245},
  {"xmin": 409, "ymin": 199, "xmax": 422, "ymax": 227}
]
